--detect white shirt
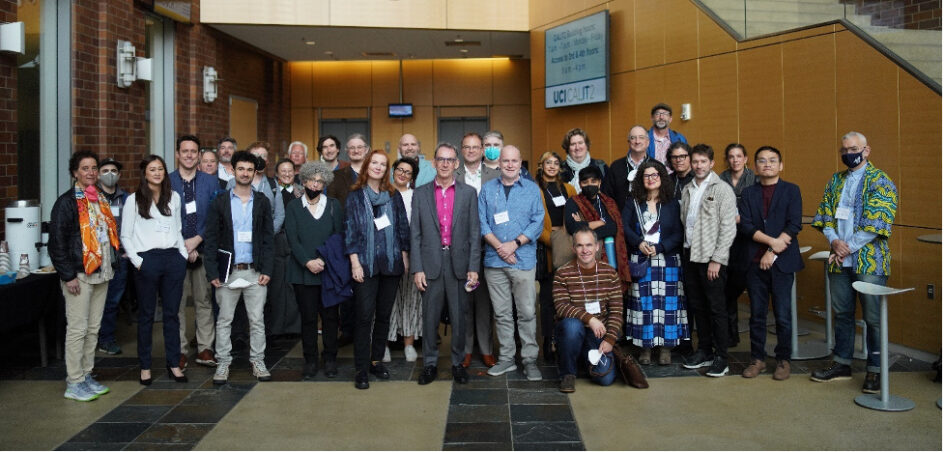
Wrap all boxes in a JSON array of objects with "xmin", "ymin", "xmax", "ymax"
[
  {"xmin": 399, "ymin": 188, "xmax": 414, "ymax": 223},
  {"xmin": 302, "ymin": 194, "xmax": 327, "ymax": 220},
  {"xmin": 684, "ymin": 172, "xmax": 712, "ymax": 249},
  {"xmin": 120, "ymin": 191, "xmax": 189, "ymax": 268},
  {"xmin": 218, "ymin": 164, "xmax": 234, "ymax": 181},
  {"xmin": 463, "ymin": 164, "xmax": 483, "ymax": 194}
]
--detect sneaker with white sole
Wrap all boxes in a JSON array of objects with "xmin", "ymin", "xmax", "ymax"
[
  {"xmin": 705, "ymin": 357, "xmax": 729, "ymax": 378},
  {"xmin": 84, "ymin": 374, "xmax": 109, "ymax": 396},
  {"xmin": 213, "ymin": 361, "xmax": 230, "ymax": 385},
  {"xmin": 251, "ymin": 360, "xmax": 272, "ymax": 381},
  {"xmin": 404, "ymin": 345, "xmax": 417, "ymax": 362},
  {"xmin": 64, "ymin": 381, "xmax": 99, "ymax": 402},
  {"xmin": 523, "ymin": 361, "xmax": 542, "ymax": 381},
  {"xmin": 487, "ymin": 360, "xmax": 517, "ymax": 377},
  {"xmin": 382, "ymin": 346, "xmax": 392, "ymax": 363}
]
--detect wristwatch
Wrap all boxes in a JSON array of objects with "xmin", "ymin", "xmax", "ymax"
[{"xmin": 514, "ymin": 238, "xmax": 523, "ymax": 247}]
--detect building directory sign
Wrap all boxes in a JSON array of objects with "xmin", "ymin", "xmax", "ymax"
[{"xmin": 545, "ymin": 11, "xmax": 609, "ymax": 109}]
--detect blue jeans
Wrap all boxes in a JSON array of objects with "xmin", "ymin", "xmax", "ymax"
[
  {"xmin": 556, "ymin": 318, "xmax": 616, "ymax": 386},
  {"xmin": 747, "ymin": 266, "xmax": 793, "ymax": 361},
  {"xmin": 98, "ymin": 256, "xmax": 129, "ymax": 345},
  {"xmin": 829, "ymin": 268, "xmax": 886, "ymax": 373}
]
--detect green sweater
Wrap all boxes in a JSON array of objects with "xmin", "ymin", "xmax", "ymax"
[{"xmin": 284, "ymin": 196, "xmax": 344, "ymax": 285}]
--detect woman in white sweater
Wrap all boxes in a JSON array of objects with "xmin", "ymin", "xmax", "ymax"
[{"xmin": 121, "ymin": 155, "xmax": 189, "ymax": 385}]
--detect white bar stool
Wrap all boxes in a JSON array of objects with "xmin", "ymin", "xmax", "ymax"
[
  {"xmin": 851, "ymin": 281, "xmax": 915, "ymax": 412},
  {"xmin": 767, "ymin": 246, "xmax": 827, "ymax": 359}
]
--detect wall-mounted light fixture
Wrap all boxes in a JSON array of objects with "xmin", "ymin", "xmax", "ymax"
[
  {"xmin": 0, "ymin": 22, "xmax": 25, "ymax": 54},
  {"xmin": 680, "ymin": 103, "xmax": 692, "ymax": 121},
  {"xmin": 116, "ymin": 40, "xmax": 137, "ymax": 88},
  {"xmin": 203, "ymin": 66, "xmax": 220, "ymax": 103}
]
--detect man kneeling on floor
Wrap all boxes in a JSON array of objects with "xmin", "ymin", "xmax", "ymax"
[{"xmin": 554, "ymin": 226, "xmax": 624, "ymax": 392}]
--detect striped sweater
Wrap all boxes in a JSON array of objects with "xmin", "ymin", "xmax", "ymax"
[{"xmin": 552, "ymin": 261, "xmax": 624, "ymax": 345}]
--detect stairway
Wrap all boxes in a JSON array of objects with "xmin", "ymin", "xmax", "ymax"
[{"xmin": 699, "ymin": 0, "xmax": 942, "ymax": 87}]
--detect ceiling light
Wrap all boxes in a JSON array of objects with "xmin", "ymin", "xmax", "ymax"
[
  {"xmin": 305, "ymin": 41, "xmax": 316, "ymax": 46},
  {"xmin": 459, "ymin": 49, "xmax": 469, "ymax": 53},
  {"xmin": 324, "ymin": 50, "xmax": 333, "ymax": 55}
]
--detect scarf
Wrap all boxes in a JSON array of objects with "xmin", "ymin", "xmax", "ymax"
[
  {"xmin": 75, "ymin": 184, "xmax": 120, "ymax": 275},
  {"xmin": 362, "ymin": 187, "xmax": 397, "ymax": 275},
  {"xmin": 565, "ymin": 155, "xmax": 592, "ymax": 191},
  {"xmin": 572, "ymin": 192, "xmax": 632, "ymax": 291}
]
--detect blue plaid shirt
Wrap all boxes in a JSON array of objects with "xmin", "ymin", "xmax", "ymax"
[{"xmin": 478, "ymin": 176, "xmax": 544, "ymax": 270}]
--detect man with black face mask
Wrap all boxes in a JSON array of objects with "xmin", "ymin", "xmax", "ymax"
[
  {"xmin": 96, "ymin": 158, "xmax": 130, "ymax": 356},
  {"xmin": 563, "ymin": 166, "xmax": 633, "ymax": 291}
]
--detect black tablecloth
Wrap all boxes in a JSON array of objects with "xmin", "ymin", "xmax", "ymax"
[{"xmin": 0, "ymin": 273, "xmax": 62, "ymax": 333}]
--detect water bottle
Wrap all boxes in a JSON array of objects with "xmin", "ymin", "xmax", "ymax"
[{"xmin": 604, "ymin": 237, "xmax": 616, "ymax": 268}]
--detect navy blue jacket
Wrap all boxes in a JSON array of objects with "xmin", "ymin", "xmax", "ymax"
[
  {"xmin": 317, "ymin": 233, "xmax": 353, "ymax": 307},
  {"xmin": 737, "ymin": 180, "xmax": 804, "ymax": 273},
  {"xmin": 647, "ymin": 128, "xmax": 687, "ymax": 160},
  {"xmin": 621, "ymin": 198, "xmax": 684, "ymax": 256},
  {"xmin": 169, "ymin": 170, "xmax": 219, "ymax": 245}
]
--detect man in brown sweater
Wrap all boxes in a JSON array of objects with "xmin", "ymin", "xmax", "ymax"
[{"xmin": 553, "ymin": 226, "xmax": 624, "ymax": 393}]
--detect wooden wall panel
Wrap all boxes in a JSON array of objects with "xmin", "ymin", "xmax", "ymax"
[
  {"xmin": 835, "ymin": 31, "xmax": 900, "ymax": 174},
  {"xmin": 403, "ymin": 60, "xmax": 434, "ymax": 106},
  {"xmin": 897, "ymin": 70, "xmax": 942, "ymax": 228},
  {"xmin": 491, "ymin": 105, "xmax": 533, "ymax": 160},
  {"xmin": 290, "ymin": 62, "xmax": 313, "ymax": 108},
  {"xmin": 531, "ymin": 89, "xmax": 548, "ymax": 160},
  {"xmin": 608, "ymin": 71, "xmax": 636, "ymax": 164},
  {"xmin": 402, "ymin": 105, "xmax": 436, "ymax": 154},
  {"xmin": 370, "ymin": 61, "xmax": 400, "ymax": 107},
  {"xmin": 893, "ymin": 227, "xmax": 943, "ymax": 350},
  {"xmin": 737, "ymin": 45, "xmax": 783, "ymax": 154},
  {"xmin": 633, "ymin": 65, "xmax": 665, "ymax": 126},
  {"xmin": 664, "ymin": 0, "xmax": 698, "ymax": 64},
  {"xmin": 312, "ymin": 61, "xmax": 372, "ymax": 107},
  {"xmin": 662, "ymin": 59, "xmax": 698, "ymax": 142},
  {"xmin": 609, "ymin": 0, "xmax": 636, "ymax": 74},
  {"xmin": 290, "ymin": 108, "xmax": 315, "ymax": 153},
  {"xmin": 530, "ymin": 29, "xmax": 546, "ymax": 90},
  {"xmin": 782, "ymin": 34, "xmax": 838, "ymax": 214},
  {"xmin": 370, "ymin": 106, "xmax": 403, "ymax": 156},
  {"xmin": 696, "ymin": 52, "xmax": 738, "ymax": 150},
  {"xmin": 432, "ymin": 60, "xmax": 493, "ymax": 106},
  {"xmin": 584, "ymin": 104, "xmax": 613, "ymax": 162},
  {"xmin": 634, "ymin": 0, "xmax": 666, "ymax": 69},
  {"xmin": 320, "ymin": 108, "xmax": 369, "ymax": 119},
  {"xmin": 697, "ymin": 9, "xmax": 736, "ymax": 57},
  {"xmin": 493, "ymin": 59, "xmax": 531, "ymax": 106}
]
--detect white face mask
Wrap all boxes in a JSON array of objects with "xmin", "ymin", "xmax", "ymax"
[{"xmin": 99, "ymin": 172, "xmax": 119, "ymax": 188}]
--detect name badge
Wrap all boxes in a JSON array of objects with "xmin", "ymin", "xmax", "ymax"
[
  {"xmin": 551, "ymin": 196, "xmax": 566, "ymax": 207},
  {"xmin": 494, "ymin": 211, "xmax": 510, "ymax": 224},
  {"xmin": 374, "ymin": 214, "xmax": 391, "ymax": 230},
  {"xmin": 835, "ymin": 206, "xmax": 852, "ymax": 220},
  {"xmin": 585, "ymin": 300, "xmax": 602, "ymax": 315},
  {"xmin": 185, "ymin": 201, "xmax": 197, "ymax": 215},
  {"xmin": 627, "ymin": 169, "xmax": 638, "ymax": 182},
  {"xmin": 111, "ymin": 207, "xmax": 120, "ymax": 218},
  {"xmin": 237, "ymin": 231, "xmax": 252, "ymax": 242}
]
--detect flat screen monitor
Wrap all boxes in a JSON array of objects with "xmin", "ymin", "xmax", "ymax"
[{"xmin": 388, "ymin": 103, "xmax": 413, "ymax": 118}]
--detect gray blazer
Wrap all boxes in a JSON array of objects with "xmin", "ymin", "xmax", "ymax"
[
  {"xmin": 455, "ymin": 161, "xmax": 500, "ymax": 189},
  {"xmin": 410, "ymin": 179, "xmax": 481, "ymax": 280}
]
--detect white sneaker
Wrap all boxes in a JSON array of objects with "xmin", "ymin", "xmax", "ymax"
[
  {"xmin": 251, "ymin": 360, "xmax": 272, "ymax": 381},
  {"xmin": 64, "ymin": 381, "xmax": 99, "ymax": 402},
  {"xmin": 524, "ymin": 361, "xmax": 543, "ymax": 381},
  {"xmin": 487, "ymin": 360, "xmax": 517, "ymax": 377},
  {"xmin": 404, "ymin": 345, "xmax": 417, "ymax": 362},
  {"xmin": 213, "ymin": 361, "xmax": 230, "ymax": 385},
  {"xmin": 382, "ymin": 346, "xmax": 392, "ymax": 362}
]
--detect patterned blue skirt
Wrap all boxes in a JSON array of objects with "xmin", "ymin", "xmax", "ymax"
[{"xmin": 626, "ymin": 253, "xmax": 689, "ymax": 348}]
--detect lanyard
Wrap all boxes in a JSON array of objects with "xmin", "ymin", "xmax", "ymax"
[{"xmin": 577, "ymin": 261, "xmax": 600, "ymax": 303}]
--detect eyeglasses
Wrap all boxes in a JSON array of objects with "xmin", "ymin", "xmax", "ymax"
[
  {"xmin": 461, "ymin": 145, "xmax": 482, "ymax": 151},
  {"xmin": 628, "ymin": 135, "xmax": 647, "ymax": 141},
  {"xmin": 642, "ymin": 173, "xmax": 660, "ymax": 180},
  {"xmin": 670, "ymin": 154, "xmax": 689, "ymax": 160},
  {"xmin": 347, "ymin": 145, "xmax": 368, "ymax": 151},
  {"xmin": 309, "ymin": 179, "xmax": 325, "ymax": 186},
  {"xmin": 841, "ymin": 146, "xmax": 865, "ymax": 154},
  {"xmin": 434, "ymin": 157, "xmax": 457, "ymax": 164},
  {"xmin": 653, "ymin": 112, "xmax": 670, "ymax": 118},
  {"xmin": 394, "ymin": 167, "xmax": 414, "ymax": 176},
  {"xmin": 100, "ymin": 168, "xmax": 119, "ymax": 174}
]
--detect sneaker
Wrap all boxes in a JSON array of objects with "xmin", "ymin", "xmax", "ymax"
[
  {"xmin": 64, "ymin": 381, "xmax": 99, "ymax": 402},
  {"xmin": 213, "ymin": 361, "xmax": 230, "ymax": 385},
  {"xmin": 742, "ymin": 359, "xmax": 766, "ymax": 378},
  {"xmin": 682, "ymin": 349, "xmax": 713, "ymax": 369},
  {"xmin": 486, "ymin": 360, "xmax": 517, "ymax": 377},
  {"xmin": 862, "ymin": 372, "xmax": 880, "ymax": 394},
  {"xmin": 97, "ymin": 341, "xmax": 122, "ymax": 355},
  {"xmin": 195, "ymin": 349, "xmax": 218, "ymax": 367},
  {"xmin": 523, "ymin": 361, "xmax": 542, "ymax": 381},
  {"xmin": 251, "ymin": 360, "xmax": 272, "ymax": 381},
  {"xmin": 810, "ymin": 362, "xmax": 852, "ymax": 382},
  {"xmin": 404, "ymin": 345, "xmax": 418, "ymax": 362},
  {"xmin": 773, "ymin": 360, "xmax": 791, "ymax": 381},
  {"xmin": 83, "ymin": 374, "xmax": 110, "ymax": 395},
  {"xmin": 705, "ymin": 357, "xmax": 729, "ymax": 377},
  {"xmin": 382, "ymin": 346, "xmax": 391, "ymax": 363},
  {"xmin": 559, "ymin": 374, "xmax": 576, "ymax": 393}
]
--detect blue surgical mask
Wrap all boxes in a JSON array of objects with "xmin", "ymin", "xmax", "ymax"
[{"xmin": 484, "ymin": 146, "xmax": 501, "ymax": 161}]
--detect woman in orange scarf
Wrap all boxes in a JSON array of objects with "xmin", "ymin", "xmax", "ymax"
[{"xmin": 49, "ymin": 150, "xmax": 120, "ymax": 402}]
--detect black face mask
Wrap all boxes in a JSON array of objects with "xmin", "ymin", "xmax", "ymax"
[
  {"xmin": 305, "ymin": 188, "xmax": 322, "ymax": 199},
  {"xmin": 254, "ymin": 156, "xmax": 266, "ymax": 172},
  {"xmin": 841, "ymin": 152, "xmax": 863, "ymax": 169},
  {"xmin": 581, "ymin": 184, "xmax": 599, "ymax": 198}
]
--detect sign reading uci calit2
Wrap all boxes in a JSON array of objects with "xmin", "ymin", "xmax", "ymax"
[{"xmin": 545, "ymin": 11, "xmax": 609, "ymax": 109}]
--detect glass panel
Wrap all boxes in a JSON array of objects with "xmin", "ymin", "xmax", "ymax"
[
  {"xmin": 145, "ymin": 16, "xmax": 153, "ymax": 155},
  {"xmin": 17, "ymin": 0, "xmax": 42, "ymax": 201}
]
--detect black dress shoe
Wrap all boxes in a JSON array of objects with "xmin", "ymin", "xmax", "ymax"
[
  {"xmin": 302, "ymin": 362, "xmax": 318, "ymax": 380},
  {"xmin": 418, "ymin": 365, "xmax": 438, "ymax": 385},
  {"xmin": 324, "ymin": 360, "xmax": 338, "ymax": 378},
  {"xmin": 139, "ymin": 370, "xmax": 152, "ymax": 386},
  {"xmin": 369, "ymin": 363, "xmax": 390, "ymax": 379},
  {"xmin": 355, "ymin": 371, "xmax": 369, "ymax": 389},
  {"xmin": 862, "ymin": 372, "xmax": 880, "ymax": 394},
  {"xmin": 452, "ymin": 365, "xmax": 469, "ymax": 384},
  {"xmin": 337, "ymin": 334, "xmax": 354, "ymax": 347},
  {"xmin": 166, "ymin": 367, "xmax": 188, "ymax": 383},
  {"xmin": 810, "ymin": 362, "xmax": 852, "ymax": 382}
]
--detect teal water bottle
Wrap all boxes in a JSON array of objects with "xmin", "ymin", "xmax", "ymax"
[{"xmin": 604, "ymin": 237, "xmax": 616, "ymax": 267}]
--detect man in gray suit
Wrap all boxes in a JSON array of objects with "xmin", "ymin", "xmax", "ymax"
[
  {"xmin": 454, "ymin": 132, "xmax": 501, "ymax": 368},
  {"xmin": 412, "ymin": 142, "xmax": 481, "ymax": 385}
]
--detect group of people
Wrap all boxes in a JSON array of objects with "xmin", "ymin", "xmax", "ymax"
[{"xmin": 49, "ymin": 101, "xmax": 898, "ymax": 401}]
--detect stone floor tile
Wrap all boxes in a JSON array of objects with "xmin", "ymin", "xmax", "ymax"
[
  {"xmin": 99, "ymin": 405, "xmax": 174, "ymax": 423},
  {"xmin": 509, "ymin": 404, "xmax": 573, "ymax": 422},
  {"xmin": 55, "ymin": 442, "xmax": 129, "ymax": 451},
  {"xmin": 513, "ymin": 441, "xmax": 585, "ymax": 450},
  {"xmin": 447, "ymin": 404, "xmax": 510, "ymax": 423},
  {"xmin": 443, "ymin": 422, "xmax": 512, "ymax": 444},
  {"xmin": 450, "ymin": 388, "xmax": 508, "ymax": 406},
  {"xmin": 512, "ymin": 422, "xmax": 581, "ymax": 443},
  {"xmin": 135, "ymin": 423, "xmax": 213, "ymax": 443},
  {"xmin": 158, "ymin": 404, "xmax": 236, "ymax": 424},
  {"xmin": 67, "ymin": 422, "xmax": 152, "ymax": 443}
]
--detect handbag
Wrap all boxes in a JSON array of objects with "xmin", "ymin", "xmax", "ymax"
[
  {"xmin": 612, "ymin": 345, "xmax": 649, "ymax": 389},
  {"xmin": 550, "ymin": 227, "xmax": 576, "ymax": 269},
  {"xmin": 629, "ymin": 256, "xmax": 649, "ymax": 280}
]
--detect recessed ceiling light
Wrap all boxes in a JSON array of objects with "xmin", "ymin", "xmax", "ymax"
[
  {"xmin": 459, "ymin": 49, "xmax": 469, "ymax": 53},
  {"xmin": 324, "ymin": 50, "xmax": 333, "ymax": 55},
  {"xmin": 453, "ymin": 37, "xmax": 464, "ymax": 43},
  {"xmin": 305, "ymin": 41, "xmax": 316, "ymax": 46}
]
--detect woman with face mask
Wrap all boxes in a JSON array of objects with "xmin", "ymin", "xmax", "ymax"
[{"xmin": 284, "ymin": 161, "xmax": 345, "ymax": 380}]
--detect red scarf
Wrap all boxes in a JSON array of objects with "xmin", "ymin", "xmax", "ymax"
[{"xmin": 572, "ymin": 192, "xmax": 632, "ymax": 291}]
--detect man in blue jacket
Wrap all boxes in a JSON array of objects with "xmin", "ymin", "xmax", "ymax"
[
  {"xmin": 737, "ymin": 146, "xmax": 803, "ymax": 381},
  {"xmin": 647, "ymin": 103, "xmax": 687, "ymax": 165},
  {"xmin": 170, "ymin": 135, "xmax": 222, "ymax": 370}
]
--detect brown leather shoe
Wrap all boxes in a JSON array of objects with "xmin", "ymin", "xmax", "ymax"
[
  {"xmin": 658, "ymin": 347, "xmax": 672, "ymax": 365},
  {"xmin": 773, "ymin": 360, "xmax": 791, "ymax": 381},
  {"xmin": 461, "ymin": 354, "xmax": 472, "ymax": 368},
  {"xmin": 638, "ymin": 348, "xmax": 651, "ymax": 365},
  {"xmin": 559, "ymin": 374, "xmax": 576, "ymax": 393},
  {"xmin": 742, "ymin": 359, "xmax": 765, "ymax": 378},
  {"xmin": 178, "ymin": 353, "xmax": 188, "ymax": 370},
  {"xmin": 481, "ymin": 354, "xmax": 497, "ymax": 368},
  {"xmin": 195, "ymin": 349, "xmax": 217, "ymax": 367}
]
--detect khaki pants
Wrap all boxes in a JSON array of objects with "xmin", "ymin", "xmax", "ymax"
[
  {"xmin": 215, "ymin": 268, "xmax": 267, "ymax": 364},
  {"xmin": 62, "ymin": 279, "xmax": 109, "ymax": 383},
  {"xmin": 178, "ymin": 257, "xmax": 214, "ymax": 354}
]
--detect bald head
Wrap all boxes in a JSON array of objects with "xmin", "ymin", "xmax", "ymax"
[
  {"xmin": 499, "ymin": 145, "xmax": 522, "ymax": 183},
  {"xmin": 628, "ymin": 125, "xmax": 649, "ymax": 155},
  {"xmin": 398, "ymin": 133, "xmax": 420, "ymax": 159}
]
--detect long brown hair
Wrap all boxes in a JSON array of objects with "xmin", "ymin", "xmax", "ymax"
[
  {"xmin": 350, "ymin": 149, "xmax": 395, "ymax": 195},
  {"xmin": 135, "ymin": 155, "xmax": 172, "ymax": 219},
  {"xmin": 630, "ymin": 160, "xmax": 673, "ymax": 205},
  {"xmin": 536, "ymin": 151, "xmax": 564, "ymax": 190}
]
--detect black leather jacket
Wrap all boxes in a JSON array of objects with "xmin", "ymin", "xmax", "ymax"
[{"xmin": 48, "ymin": 188, "xmax": 115, "ymax": 282}]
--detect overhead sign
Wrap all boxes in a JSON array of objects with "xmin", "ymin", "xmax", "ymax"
[
  {"xmin": 545, "ymin": 11, "xmax": 609, "ymax": 109},
  {"xmin": 153, "ymin": 0, "xmax": 192, "ymax": 23}
]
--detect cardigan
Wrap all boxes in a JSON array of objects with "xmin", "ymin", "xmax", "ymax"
[
  {"xmin": 621, "ymin": 198, "xmax": 684, "ymax": 256},
  {"xmin": 679, "ymin": 172, "xmax": 738, "ymax": 265},
  {"xmin": 284, "ymin": 195, "xmax": 344, "ymax": 285}
]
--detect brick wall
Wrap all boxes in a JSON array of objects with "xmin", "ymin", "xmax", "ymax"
[
  {"xmin": 0, "ymin": 0, "xmax": 18, "ymax": 218},
  {"xmin": 850, "ymin": 0, "xmax": 942, "ymax": 30}
]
